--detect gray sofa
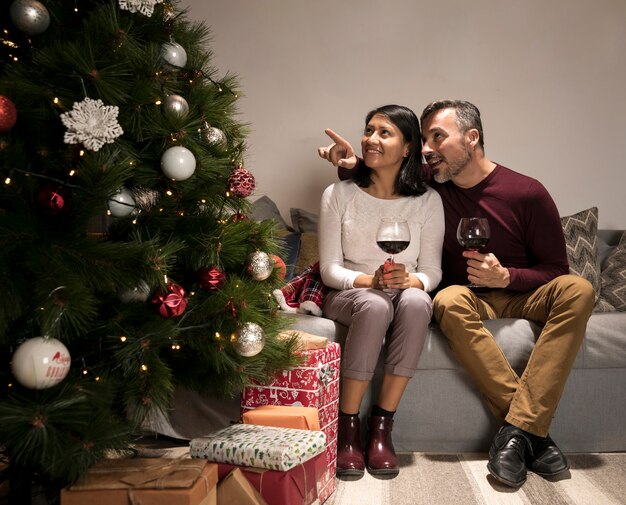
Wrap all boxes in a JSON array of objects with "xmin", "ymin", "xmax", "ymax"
[
  {"xmin": 283, "ymin": 228, "xmax": 626, "ymax": 453},
  {"xmin": 145, "ymin": 199, "xmax": 626, "ymax": 454}
]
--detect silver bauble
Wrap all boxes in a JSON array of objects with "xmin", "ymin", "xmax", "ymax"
[
  {"xmin": 118, "ymin": 280, "xmax": 151, "ymax": 303},
  {"xmin": 204, "ymin": 127, "xmax": 227, "ymax": 149},
  {"xmin": 247, "ymin": 251, "xmax": 272, "ymax": 281},
  {"xmin": 160, "ymin": 41, "xmax": 187, "ymax": 70},
  {"xmin": 234, "ymin": 322, "xmax": 266, "ymax": 357},
  {"xmin": 9, "ymin": 0, "xmax": 50, "ymax": 36},
  {"xmin": 132, "ymin": 187, "xmax": 160, "ymax": 211},
  {"xmin": 162, "ymin": 94, "xmax": 189, "ymax": 120},
  {"xmin": 108, "ymin": 187, "xmax": 136, "ymax": 217}
]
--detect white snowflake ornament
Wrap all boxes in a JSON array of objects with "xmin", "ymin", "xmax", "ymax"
[
  {"xmin": 118, "ymin": 0, "xmax": 164, "ymax": 17},
  {"xmin": 60, "ymin": 97, "xmax": 123, "ymax": 152}
]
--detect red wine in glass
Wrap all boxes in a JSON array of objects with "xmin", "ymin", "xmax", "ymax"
[
  {"xmin": 376, "ymin": 218, "xmax": 411, "ymax": 263},
  {"xmin": 457, "ymin": 217, "xmax": 490, "ymax": 287}
]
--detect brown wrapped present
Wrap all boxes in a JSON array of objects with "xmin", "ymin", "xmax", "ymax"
[
  {"xmin": 217, "ymin": 467, "xmax": 268, "ymax": 505},
  {"xmin": 60, "ymin": 458, "xmax": 217, "ymax": 505},
  {"xmin": 277, "ymin": 330, "xmax": 328, "ymax": 351}
]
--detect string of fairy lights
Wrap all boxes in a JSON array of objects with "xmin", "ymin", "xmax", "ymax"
[{"xmin": 2, "ymin": 0, "xmax": 278, "ymax": 392}]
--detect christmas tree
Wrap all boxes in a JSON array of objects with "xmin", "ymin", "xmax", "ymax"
[{"xmin": 0, "ymin": 0, "xmax": 299, "ymax": 501}]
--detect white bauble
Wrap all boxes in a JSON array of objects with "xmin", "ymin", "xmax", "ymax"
[
  {"xmin": 160, "ymin": 42, "xmax": 187, "ymax": 69},
  {"xmin": 161, "ymin": 146, "xmax": 196, "ymax": 181},
  {"xmin": 162, "ymin": 94, "xmax": 189, "ymax": 120},
  {"xmin": 108, "ymin": 187, "xmax": 136, "ymax": 217},
  {"xmin": 234, "ymin": 323, "xmax": 266, "ymax": 357},
  {"xmin": 12, "ymin": 337, "xmax": 71, "ymax": 389}
]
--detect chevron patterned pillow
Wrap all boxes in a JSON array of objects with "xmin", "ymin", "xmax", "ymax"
[
  {"xmin": 598, "ymin": 232, "xmax": 626, "ymax": 311},
  {"xmin": 560, "ymin": 207, "xmax": 601, "ymax": 302}
]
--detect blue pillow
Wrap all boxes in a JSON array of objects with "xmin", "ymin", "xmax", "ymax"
[{"xmin": 280, "ymin": 231, "xmax": 301, "ymax": 281}]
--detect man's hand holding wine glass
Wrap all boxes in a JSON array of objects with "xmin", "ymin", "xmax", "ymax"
[
  {"xmin": 462, "ymin": 250, "xmax": 510, "ymax": 288},
  {"xmin": 457, "ymin": 217, "xmax": 510, "ymax": 288}
]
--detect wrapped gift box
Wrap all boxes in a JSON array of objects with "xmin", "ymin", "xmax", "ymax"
[
  {"xmin": 217, "ymin": 451, "xmax": 326, "ymax": 505},
  {"xmin": 277, "ymin": 330, "xmax": 329, "ymax": 351},
  {"xmin": 190, "ymin": 424, "xmax": 325, "ymax": 472},
  {"xmin": 242, "ymin": 405, "xmax": 321, "ymax": 430},
  {"xmin": 60, "ymin": 458, "xmax": 217, "ymax": 505},
  {"xmin": 241, "ymin": 341, "xmax": 340, "ymax": 503},
  {"xmin": 217, "ymin": 468, "xmax": 268, "ymax": 505}
]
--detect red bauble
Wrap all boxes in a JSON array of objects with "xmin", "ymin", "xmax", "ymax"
[
  {"xmin": 151, "ymin": 281, "xmax": 187, "ymax": 318},
  {"xmin": 198, "ymin": 266, "xmax": 227, "ymax": 292},
  {"xmin": 0, "ymin": 96, "xmax": 17, "ymax": 133},
  {"xmin": 37, "ymin": 185, "xmax": 68, "ymax": 214},
  {"xmin": 271, "ymin": 254, "xmax": 287, "ymax": 280},
  {"xmin": 227, "ymin": 167, "xmax": 255, "ymax": 198},
  {"xmin": 231, "ymin": 212, "xmax": 248, "ymax": 223}
]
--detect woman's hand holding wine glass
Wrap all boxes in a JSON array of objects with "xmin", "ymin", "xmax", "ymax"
[{"xmin": 376, "ymin": 218, "xmax": 411, "ymax": 292}]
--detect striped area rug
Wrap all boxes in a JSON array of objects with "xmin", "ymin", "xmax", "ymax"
[{"xmin": 328, "ymin": 453, "xmax": 626, "ymax": 505}]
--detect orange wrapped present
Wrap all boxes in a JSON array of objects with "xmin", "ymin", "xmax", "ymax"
[{"xmin": 242, "ymin": 405, "xmax": 320, "ymax": 430}]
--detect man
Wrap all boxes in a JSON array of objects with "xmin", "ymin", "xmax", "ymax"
[{"xmin": 318, "ymin": 100, "xmax": 595, "ymax": 488}]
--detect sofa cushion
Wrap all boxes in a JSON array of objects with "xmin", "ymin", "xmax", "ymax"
[
  {"xmin": 290, "ymin": 207, "xmax": 319, "ymax": 233},
  {"xmin": 250, "ymin": 195, "xmax": 292, "ymax": 230},
  {"xmin": 294, "ymin": 232, "xmax": 319, "ymax": 275},
  {"xmin": 598, "ymin": 231, "xmax": 626, "ymax": 311},
  {"xmin": 560, "ymin": 207, "xmax": 602, "ymax": 304}
]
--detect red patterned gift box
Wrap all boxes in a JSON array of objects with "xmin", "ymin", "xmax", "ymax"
[
  {"xmin": 217, "ymin": 451, "xmax": 326, "ymax": 505},
  {"xmin": 241, "ymin": 341, "xmax": 340, "ymax": 504}
]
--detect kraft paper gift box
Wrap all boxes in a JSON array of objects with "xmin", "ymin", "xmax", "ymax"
[
  {"xmin": 190, "ymin": 423, "xmax": 326, "ymax": 471},
  {"xmin": 242, "ymin": 405, "xmax": 321, "ymax": 430},
  {"xmin": 241, "ymin": 341, "xmax": 340, "ymax": 502},
  {"xmin": 60, "ymin": 458, "xmax": 217, "ymax": 505},
  {"xmin": 277, "ymin": 330, "xmax": 329, "ymax": 351},
  {"xmin": 217, "ymin": 467, "xmax": 268, "ymax": 505},
  {"xmin": 216, "ymin": 451, "xmax": 326, "ymax": 505}
]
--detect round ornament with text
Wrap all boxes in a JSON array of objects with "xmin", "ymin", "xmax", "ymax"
[{"xmin": 11, "ymin": 337, "xmax": 71, "ymax": 389}]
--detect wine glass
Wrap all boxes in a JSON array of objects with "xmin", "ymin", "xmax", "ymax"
[
  {"xmin": 456, "ymin": 217, "xmax": 490, "ymax": 287},
  {"xmin": 376, "ymin": 218, "xmax": 411, "ymax": 264}
]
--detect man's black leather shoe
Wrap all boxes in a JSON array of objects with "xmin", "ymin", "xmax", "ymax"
[
  {"xmin": 487, "ymin": 425, "xmax": 533, "ymax": 488},
  {"xmin": 528, "ymin": 434, "xmax": 569, "ymax": 476}
]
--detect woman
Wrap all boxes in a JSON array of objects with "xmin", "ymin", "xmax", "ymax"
[{"xmin": 318, "ymin": 104, "xmax": 444, "ymax": 477}]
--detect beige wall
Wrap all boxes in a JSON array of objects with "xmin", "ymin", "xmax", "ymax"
[{"xmin": 182, "ymin": 0, "xmax": 626, "ymax": 229}]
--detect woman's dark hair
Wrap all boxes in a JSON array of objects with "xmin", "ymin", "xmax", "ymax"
[{"xmin": 352, "ymin": 104, "xmax": 426, "ymax": 197}]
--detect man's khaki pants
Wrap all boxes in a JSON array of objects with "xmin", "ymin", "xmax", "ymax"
[{"xmin": 433, "ymin": 274, "xmax": 595, "ymax": 437}]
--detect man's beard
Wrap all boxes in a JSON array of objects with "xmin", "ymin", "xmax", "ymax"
[{"xmin": 432, "ymin": 145, "xmax": 471, "ymax": 183}]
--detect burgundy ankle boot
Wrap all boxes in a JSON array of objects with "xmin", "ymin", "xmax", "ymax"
[
  {"xmin": 366, "ymin": 415, "xmax": 399, "ymax": 476},
  {"xmin": 336, "ymin": 414, "xmax": 365, "ymax": 476}
]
